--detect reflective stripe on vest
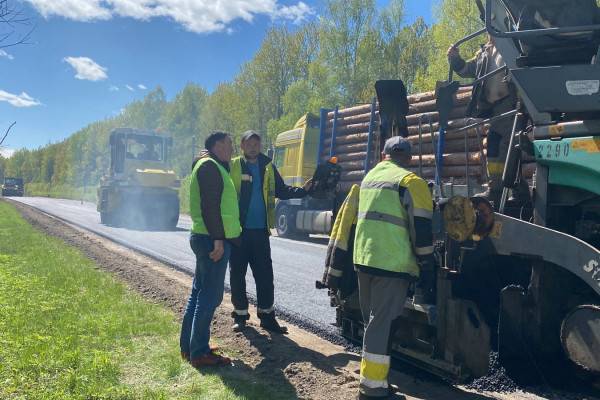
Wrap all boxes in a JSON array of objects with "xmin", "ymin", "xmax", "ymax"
[
  {"xmin": 353, "ymin": 160, "xmax": 419, "ymax": 276},
  {"xmin": 189, "ymin": 157, "xmax": 241, "ymax": 238},
  {"xmin": 230, "ymin": 156, "xmax": 276, "ymax": 230}
]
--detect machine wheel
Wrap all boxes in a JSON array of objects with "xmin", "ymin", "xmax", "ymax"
[
  {"xmin": 561, "ymin": 305, "xmax": 600, "ymax": 375},
  {"xmin": 100, "ymin": 211, "xmax": 113, "ymax": 225},
  {"xmin": 163, "ymin": 199, "xmax": 180, "ymax": 230},
  {"xmin": 125, "ymin": 205, "xmax": 146, "ymax": 229}
]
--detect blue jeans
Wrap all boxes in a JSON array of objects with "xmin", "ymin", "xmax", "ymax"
[{"xmin": 180, "ymin": 234, "xmax": 230, "ymax": 359}]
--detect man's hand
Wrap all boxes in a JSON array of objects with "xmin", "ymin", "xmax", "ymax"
[
  {"xmin": 209, "ymin": 240, "xmax": 224, "ymax": 262},
  {"xmin": 447, "ymin": 45, "xmax": 460, "ymax": 60},
  {"xmin": 302, "ymin": 178, "xmax": 314, "ymax": 192}
]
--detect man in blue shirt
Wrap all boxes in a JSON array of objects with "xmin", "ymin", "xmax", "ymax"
[{"xmin": 229, "ymin": 131, "xmax": 312, "ymax": 333}]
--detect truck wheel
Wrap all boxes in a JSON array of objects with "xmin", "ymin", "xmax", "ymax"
[{"xmin": 275, "ymin": 206, "xmax": 296, "ymax": 238}]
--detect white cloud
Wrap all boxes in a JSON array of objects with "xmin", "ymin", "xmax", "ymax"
[
  {"xmin": 138, "ymin": 84, "xmax": 147, "ymax": 90},
  {"xmin": 109, "ymin": 85, "xmax": 119, "ymax": 91},
  {"xmin": 0, "ymin": 148, "xmax": 15, "ymax": 158},
  {"xmin": 125, "ymin": 84, "xmax": 134, "ymax": 91},
  {"xmin": 273, "ymin": 2, "xmax": 313, "ymax": 24},
  {"xmin": 24, "ymin": 0, "xmax": 111, "ymax": 21},
  {"xmin": 63, "ymin": 56, "xmax": 108, "ymax": 81},
  {"xmin": 24, "ymin": 0, "xmax": 315, "ymax": 33},
  {"xmin": 0, "ymin": 90, "xmax": 42, "ymax": 107},
  {"xmin": 0, "ymin": 50, "xmax": 14, "ymax": 60}
]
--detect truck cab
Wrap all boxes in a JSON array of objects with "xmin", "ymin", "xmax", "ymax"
[
  {"xmin": 273, "ymin": 114, "xmax": 334, "ymax": 237},
  {"xmin": 1, "ymin": 177, "xmax": 24, "ymax": 197}
]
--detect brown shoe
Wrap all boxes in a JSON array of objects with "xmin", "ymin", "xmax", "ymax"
[
  {"xmin": 190, "ymin": 352, "xmax": 232, "ymax": 368},
  {"xmin": 181, "ymin": 344, "xmax": 219, "ymax": 362}
]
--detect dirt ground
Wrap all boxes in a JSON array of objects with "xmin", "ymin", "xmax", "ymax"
[{"xmin": 9, "ymin": 200, "xmax": 592, "ymax": 400}]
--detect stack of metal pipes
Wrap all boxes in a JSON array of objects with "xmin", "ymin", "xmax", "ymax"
[{"xmin": 320, "ymin": 87, "xmax": 535, "ymax": 192}]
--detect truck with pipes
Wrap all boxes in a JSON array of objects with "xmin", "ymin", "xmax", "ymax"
[
  {"xmin": 97, "ymin": 128, "xmax": 180, "ymax": 230},
  {"xmin": 315, "ymin": 0, "xmax": 600, "ymax": 390}
]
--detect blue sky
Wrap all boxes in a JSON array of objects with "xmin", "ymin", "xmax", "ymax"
[{"xmin": 0, "ymin": 0, "xmax": 434, "ymax": 153}]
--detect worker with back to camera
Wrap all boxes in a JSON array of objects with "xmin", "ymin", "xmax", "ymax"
[
  {"xmin": 353, "ymin": 136, "xmax": 434, "ymax": 399},
  {"xmin": 228, "ymin": 130, "xmax": 313, "ymax": 333}
]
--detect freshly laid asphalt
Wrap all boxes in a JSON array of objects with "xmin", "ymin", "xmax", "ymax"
[{"xmin": 11, "ymin": 197, "xmax": 335, "ymax": 330}]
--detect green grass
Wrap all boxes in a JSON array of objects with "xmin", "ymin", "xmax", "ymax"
[
  {"xmin": 25, "ymin": 181, "xmax": 194, "ymax": 217},
  {"xmin": 0, "ymin": 201, "xmax": 292, "ymax": 399},
  {"xmin": 25, "ymin": 183, "xmax": 97, "ymax": 203},
  {"xmin": 179, "ymin": 175, "xmax": 192, "ymax": 215}
]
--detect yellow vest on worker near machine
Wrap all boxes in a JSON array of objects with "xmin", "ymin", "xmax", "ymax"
[
  {"xmin": 189, "ymin": 157, "xmax": 241, "ymax": 238},
  {"xmin": 229, "ymin": 156, "xmax": 276, "ymax": 229},
  {"xmin": 353, "ymin": 160, "xmax": 419, "ymax": 277}
]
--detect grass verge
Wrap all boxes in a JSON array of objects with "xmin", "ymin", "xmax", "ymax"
[
  {"xmin": 25, "ymin": 183, "xmax": 97, "ymax": 203},
  {"xmin": 0, "ymin": 201, "xmax": 288, "ymax": 399}
]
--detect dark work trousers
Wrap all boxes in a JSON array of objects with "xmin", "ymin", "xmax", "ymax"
[{"xmin": 229, "ymin": 229, "xmax": 275, "ymax": 318}]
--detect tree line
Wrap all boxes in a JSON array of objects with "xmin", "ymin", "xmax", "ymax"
[{"xmin": 0, "ymin": 0, "xmax": 482, "ymax": 191}]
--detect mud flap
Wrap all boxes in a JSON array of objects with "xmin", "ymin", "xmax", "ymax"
[{"xmin": 498, "ymin": 285, "xmax": 540, "ymax": 383}]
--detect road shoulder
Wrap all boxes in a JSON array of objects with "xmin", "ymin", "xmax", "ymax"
[
  {"xmin": 9, "ymin": 199, "xmax": 365, "ymax": 400},
  {"xmin": 9, "ymin": 199, "xmax": 557, "ymax": 400}
]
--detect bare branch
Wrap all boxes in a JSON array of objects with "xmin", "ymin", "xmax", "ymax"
[
  {"xmin": 0, "ymin": 0, "xmax": 34, "ymax": 49},
  {"xmin": 0, "ymin": 121, "xmax": 16, "ymax": 146},
  {"xmin": 0, "ymin": 25, "xmax": 34, "ymax": 49}
]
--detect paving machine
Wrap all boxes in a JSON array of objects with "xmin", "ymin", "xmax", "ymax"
[
  {"xmin": 322, "ymin": 0, "xmax": 600, "ymax": 389},
  {"xmin": 97, "ymin": 128, "xmax": 180, "ymax": 230},
  {"xmin": 1, "ymin": 177, "xmax": 24, "ymax": 197}
]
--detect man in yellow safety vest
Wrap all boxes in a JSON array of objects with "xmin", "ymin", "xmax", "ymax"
[
  {"xmin": 229, "ymin": 130, "xmax": 313, "ymax": 333},
  {"xmin": 180, "ymin": 131, "xmax": 241, "ymax": 368},
  {"xmin": 354, "ymin": 136, "xmax": 435, "ymax": 399}
]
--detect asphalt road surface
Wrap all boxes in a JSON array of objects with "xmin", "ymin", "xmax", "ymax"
[{"xmin": 12, "ymin": 197, "xmax": 335, "ymax": 330}]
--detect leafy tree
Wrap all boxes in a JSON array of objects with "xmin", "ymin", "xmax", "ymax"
[
  {"xmin": 11, "ymin": 0, "xmax": 501, "ymax": 195},
  {"xmin": 317, "ymin": 0, "xmax": 378, "ymax": 105},
  {"xmin": 414, "ymin": 0, "xmax": 483, "ymax": 91}
]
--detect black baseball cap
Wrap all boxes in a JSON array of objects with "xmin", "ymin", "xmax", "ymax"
[
  {"xmin": 383, "ymin": 136, "xmax": 412, "ymax": 155},
  {"xmin": 240, "ymin": 130, "xmax": 261, "ymax": 142}
]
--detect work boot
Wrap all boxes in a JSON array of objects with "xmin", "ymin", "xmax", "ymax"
[
  {"xmin": 358, "ymin": 386, "xmax": 405, "ymax": 400},
  {"xmin": 232, "ymin": 318, "xmax": 246, "ymax": 332},
  {"xmin": 357, "ymin": 391, "xmax": 401, "ymax": 399},
  {"xmin": 190, "ymin": 352, "xmax": 231, "ymax": 368},
  {"xmin": 181, "ymin": 344, "xmax": 220, "ymax": 362},
  {"xmin": 231, "ymin": 311, "xmax": 249, "ymax": 332},
  {"xmin": 358, "ymin": 393, "xmax": 390, "ymax": 400},
  {"xmin": 259, "ymin": 312, "xmax": 288, "ymax": 334}
]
